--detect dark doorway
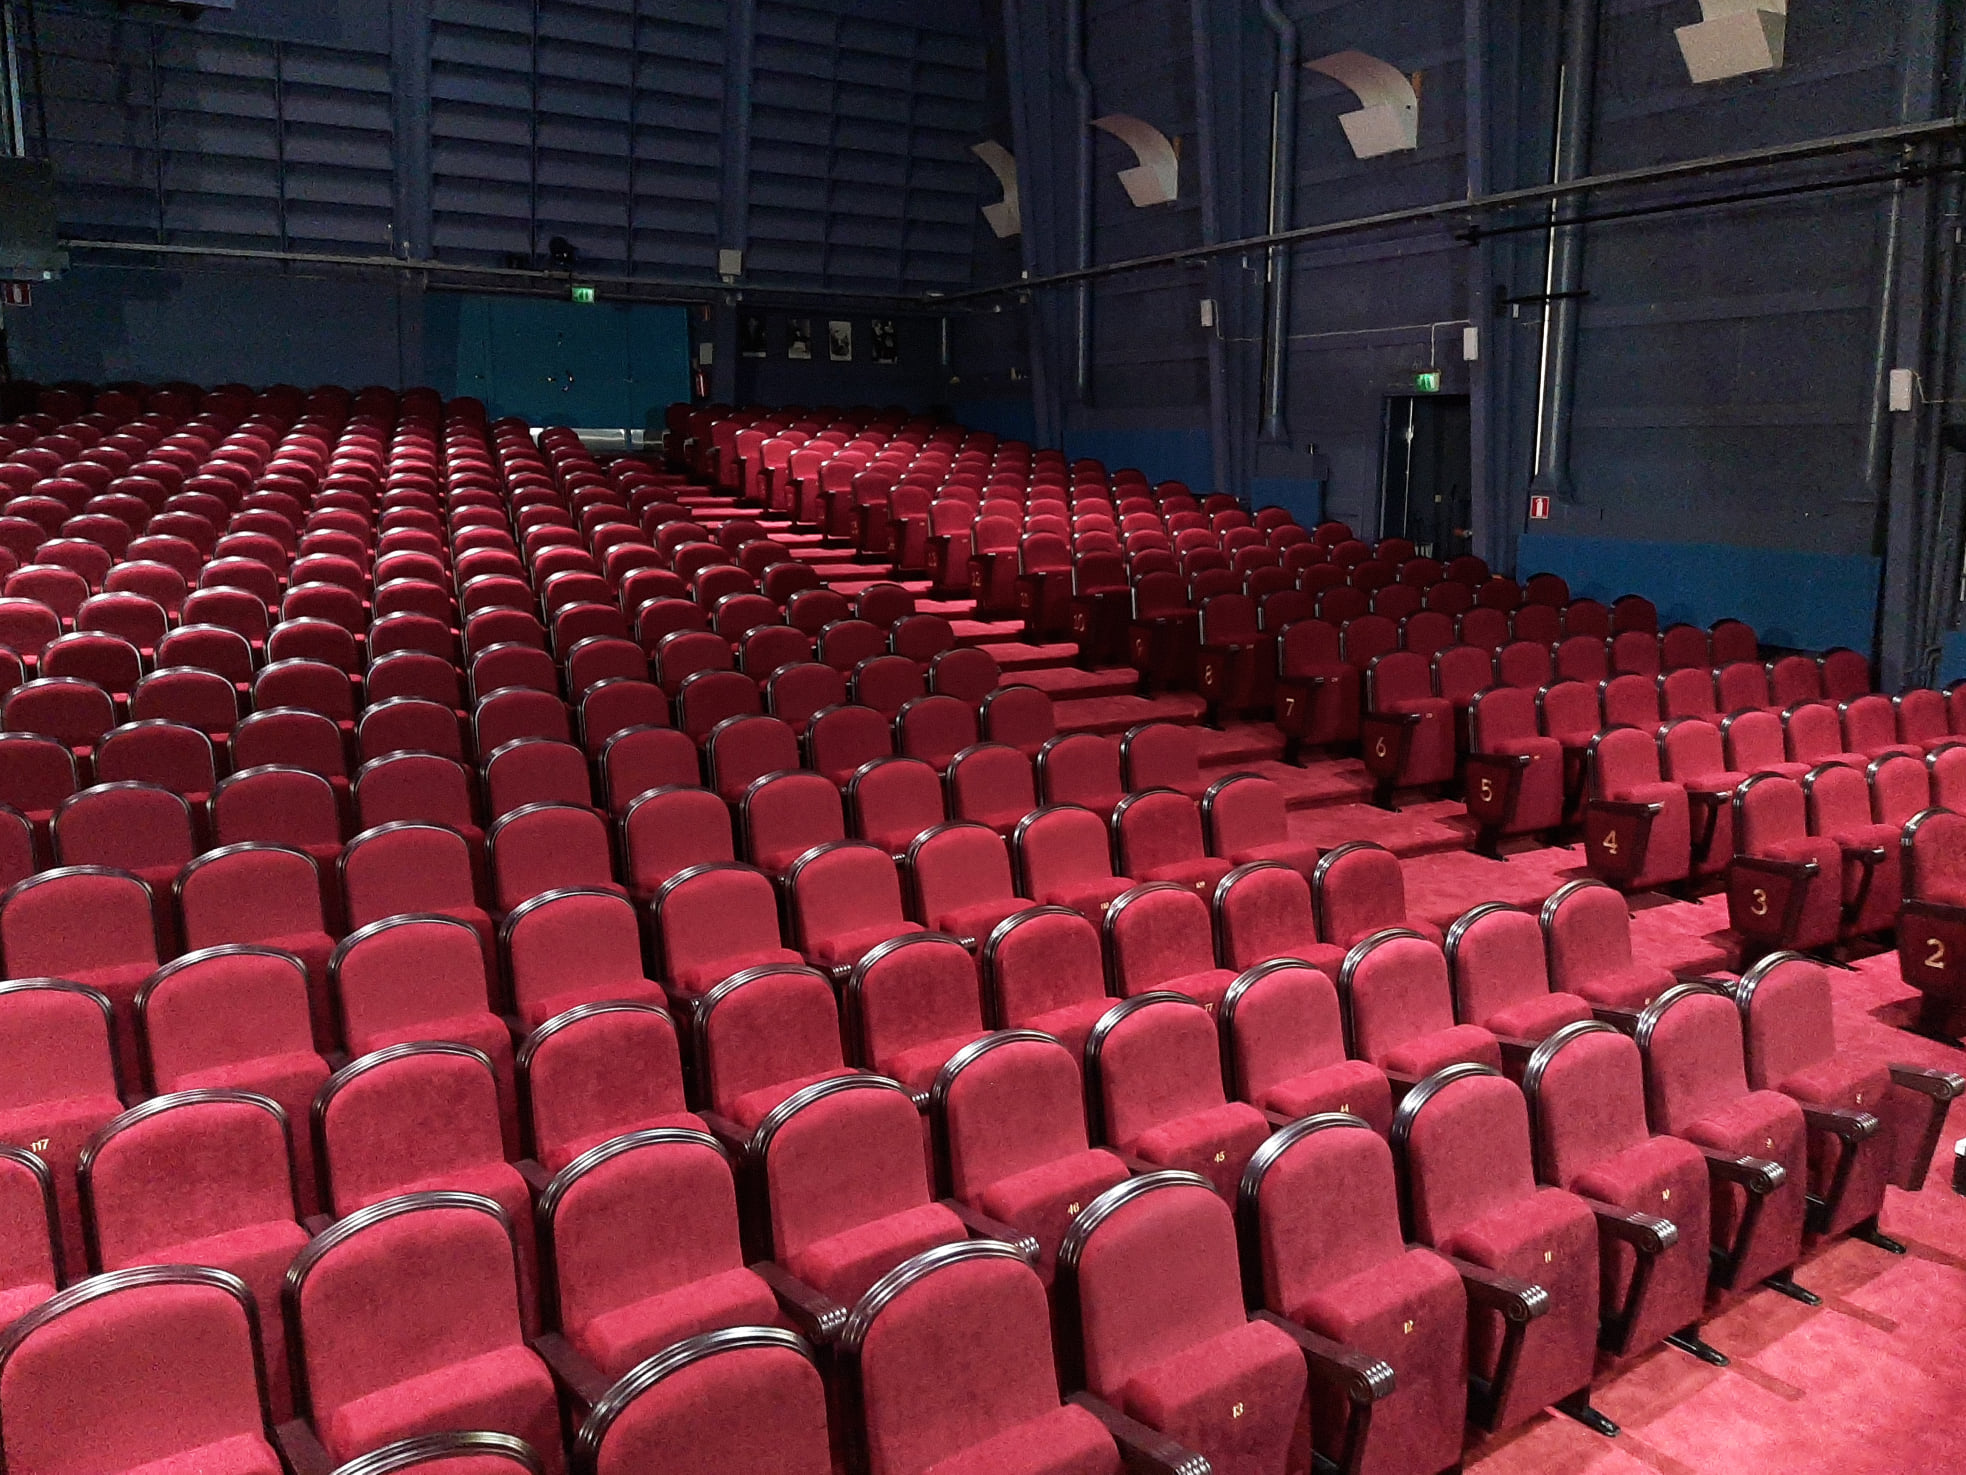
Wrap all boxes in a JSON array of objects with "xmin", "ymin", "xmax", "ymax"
[{"xmin": 1378, "ymin": 394, "xmax": 1472, "ymax": 558}]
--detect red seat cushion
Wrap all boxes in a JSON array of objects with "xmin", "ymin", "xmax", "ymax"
[
  {"xmin": 1442, "ymin": 1187, "xmax": 1599, "ymax": 1431},
  {"xmin": 1130, "ymin": 1102, "xmax": 1271, "ymax": 1201},
  {"xmin": 784, "ymin": 1200, "xmax": 966, "ymax": 1306},
  {"xmin": 1379, "ymin": 1024, "xmax": 1502, "ymax": 1079},
  {"xmin": 925, "ymin": 1403, "xmax": 1121, "ymax": 1475},
  {"xmin": 1119, "ymin": 1319, "xmax": 1305, "ymax": 1475},
  {"xmin": 1258, "ymin": 1059, "xmax": 1393, "ymax": 1136},
  {"xmin": 572, "ymin": 1265, "xmax": 781, "ymax": 1380},
  {"xmin": 1572, "ymin": 1133, "xmax": 1712, "ymax": 1352},
  {"xmin": 977, "ymin": 1148, "xmax": 1132, "ymax": 1275},
  {"xmin": 1294, "ymin": 1248, "xmax": 1467, "ymax": 1475},
  {"xmin": 1481, "ymin": 991, "xmax": 1594, "ymax": 1042},
  {"xmin": 321, "ymin": 1343, "xmax": 559, "ymax": 1467},
  {"xmin": 126, "ymin": 1433, "xmax": 285, "ymax": 1475},
  {"xmin": 1569, "ymin": 962, "xmax": 1673, "ymax": 1012},
  {"xmin": 806, "ymin": 920, "xmax": 920, "ymax": 969}
]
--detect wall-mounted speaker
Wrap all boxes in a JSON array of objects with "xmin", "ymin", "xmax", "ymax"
[{"xmin": 1675, "ymin": 1, "xmax": 1787, "ymax": 84}]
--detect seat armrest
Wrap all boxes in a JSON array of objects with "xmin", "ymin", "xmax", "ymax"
[
  {"xmin": 1799, "ymin": 1102, "xmax": 1880, "ymax": 1144},
  {"xmin": 1494, "ymin": 1034, "xmax": 1538, "ymax": 1074},
  {"xmin": 1117, "ymin": 1150, "xmax": 1161, "ymax": 1177},
  {"xmin": 1251, "ymin": 1310, "xmax": 1396, "ymax": 1403},
  {"xmin": 1674, "ymin": 973, "xmax": 1738, "ymax": 991},
  {"xmin": 1466, "ymin": 751, "xmax": 1535, "ymax": 773},
  {"xmin": 274, "ymin": 1420, "xmax": 336, "ymax": 1475},
  {"xmin": 1590, "ymin": 1006, "xmax": 1641, "ymax": 1034},
  {"xmin": 1369, "ymin": 710, "xmax": 1426, "ymax": 728},
  {"xmin": 516, "ymin": 1159, "xmax": 554, "ymax": 1197},
  {"xmin": 1590, "ymin": 798, "xmax": 1665, "ymax": 820},
  {"xmin": 301, "ymin": 1214, "xmax": 335, "ymax": 1238},
  {"xmin": 1889, "ymin": 1063, "xmax": 1966, "ymax": 1099},
  {"xmin": 754, "ymin": 1259, "xmax": 850, "ymax": 1345},
  {"xmin": 1698, "ymin": 1147, "xmax": 1787, "ymax": 1195},
  {"xmin": 699, "ymin": 1108, "xmax": 751, "ymax": 1160},
  {"xmin": 533, "ymin": 1330, "xmax": 612, "ymax": 1413},
  {"xmin": 1732, "ymin": 853, "xmax": 1820, "ymax": 883},
  {"xmin": 1067, "ymin": 1392, "xmax": 1212, "ymax": 1475},
  {"xmin": 1575, "ymin": 1195, "xmax": 1678, "ymax": 1255},
  {"xmin": 1436, "ymin": 1252, "xmax": 1550, "ymax": 1322},
  {"xmin": 942, "ymin": 1197, "xmax": 1040, "ymax": 1263}
]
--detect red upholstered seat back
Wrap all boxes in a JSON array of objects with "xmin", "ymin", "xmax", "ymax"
[
  {"xmin": 142, "ymin": 949, "xmax": 320, "ymax": 1087},
  {"xmin": 1870, "ymin": 752, "xmax": 1929, "ymax": 827},
  {"xmin": 1, "ymin": 1276, "xmax": 273, "ymax": 1475},
  {"xmin": 1070, "ymin": 1178, "xmax": 1248, "ymax": 1397},
  {"xmin": 340, "ymin": 823, "xmax": 477, "ymax": 927},
  {"xmin": 1095, "ymin": 998, "xmax": 1227, "ymax": 1145},
  {"xmin": 355, "ymin": 752, "xmax": 474, "ymax": 832},
  {"xmin": 1402, "ymin": 1070, "xmax": 1538, "ymax": 1244},
  {"xmin": 1107, "ymin": 884, "xmax": 1217, "ymax": 991},
  {"xmin": 547, "ymin": 1133, "xmax": 746, "ymax": 1336},
  {"xmin": 581, "ymin": 1335, "xmax": 830, "ymax": 1475},
  {"xmin": 1227, "ymin": 963, "xmax": 1348, "ymax": 1102},
  {"xmin": 857, "ymin": 1251, "xmax": 1081, "ymax": 1473},
  {"xmin": 1642, "ymin": 989, "xmax": 1751, "ymax": 1135},
  {"xmin": 1314, "ymin": 843, "xmax": 1407, "ymax": 943},
  {"xmin": 54, "ymin": 783, "xmax": 194, "ymax": 874},
  {"xmin": 1253, "ymin": 1122, "xmax": 1408, "ymax": 1312},
  {"xmin": 1738, "ymin": 955, "xmax": 1836, "ymax": 1093},
  {"xmin": 1215, "ymin": 864, "xmax": 1318, "ymax": 970},
  {"xmin": 1804, "ymin": 762, "xmax": 1872, "ymax": 835},
  {"xmin": 296, "ymin": 1200, "xmax": 526, "ymax": 1416},
  {"xmin": 1203, "ymin": 774, "xmax": 1287, "ymax": 852},
  {"xmin": 1448, "ymin": 906, "xmax": 1549, "ymax": 1027},
  {"xmin": 506, "ymin": 891, "xmax": 646, "ymax": 1002},
  {"xmin": 86, "ymin": 1095, "xmax": 295, "ymax": 1268},
  {"xmin": 1, "ymin": 869, "xmax": 156, "ymax": 977},
  {"xmin": 1344, "ymin": 932, "xmax": 1456, "ymax": 1060},
  {"xmin": 321, "ymin": 1047, "xmax": 505, "ymax": 1211},
  {"xmin": 332, "ymin": 917, "xmax": 490, "ymax": 1040},
  {"xmin": 1734, "ymin": 774, "xmax": 1808, "ymax": 853},
  {"xmin": 983, "ymin": 906, "xmax": 1106, "ymax": 1025},
  {"xmin": 1543, "ymin": 882, "xmax": 1637, "ymax": 990},
  {"xmin": 1533, "ymin": 1026, "xmax": 1654, "ymax": 1179},
  {"xmin": 699, "ymin": 967, "xmax": 842, "ymax": 1116},
  {"xmin": 522, "ymin": 1005, "xmax": 687, "ymax": 1168},
  {"xmin": 762, "ymin": 1081, "xmax": 930, "ymax": 1261},
  {"xmin": 941, "ymin": 1034, "xmax": 1093, "ymax": 1200}
]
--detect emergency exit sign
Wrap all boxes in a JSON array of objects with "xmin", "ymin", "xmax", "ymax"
[
  {"xmin": 1528, "ymin": 494, "xmax": 1552, "ymax": 520},
  {"xmin": 1413, "ymin": 370, "xmax": 1441, "ymax": 393},
  {"xmin": 570, "ymin": 284, "xmax": 596, "ymax": 304}
]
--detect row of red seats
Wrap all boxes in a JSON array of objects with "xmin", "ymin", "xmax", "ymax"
[{"xmin": 6, "ymin": 929, "xmax": 1952, "ymax": 1473}]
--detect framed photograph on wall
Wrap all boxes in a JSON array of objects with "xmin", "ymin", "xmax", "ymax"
[
  {"xmin": 828, "ymin": 320, "xmax": 853, "ymax": 361},
  {"xmin": 872, "ymin": 319, "xmax": 898, "ymax": 364},
  {"xmin": 739, "ymin": 312, "xmax": 767, "ymax": 358},
  {"xmin": 787, "ymin": 319, "xmax": 812, "ymax": 360}
]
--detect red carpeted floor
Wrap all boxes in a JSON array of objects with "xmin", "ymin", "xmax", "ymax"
[{"xmin": 704, "ymin": 493, "xmax": 1966, "ymax": 1475}]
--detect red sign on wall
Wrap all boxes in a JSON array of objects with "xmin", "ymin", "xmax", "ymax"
[
  {"xmin": 0, "ymin": 284, "xmax": 29, "ymax": 307},
  {"xmin": 1528, "ymin": 494, "xmax": 1551, "ymax": 521}
]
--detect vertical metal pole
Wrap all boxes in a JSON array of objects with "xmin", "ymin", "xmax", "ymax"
[
  {"xmin": 148, "ymin": 24, "xmax": 164, "ymax": 243},
  {"xmin": 1190, "ymin": 0, "xmax": 1231, "ymax": 498},
  {"xmin": 272, "ymin": 41, "xmax": 289, "ymax": 254},
  {"xmin": 1529, "ymin": 0, "xmax": 1598, "ymax": 500},
  {"xmin": 1065, "ymin": 0, "xmax": 1093, "ymax": 406},
  {"xmin": 3, "ymin": 2, "xmax": 27, "ymax": 158},
  {"xmin": 1256, "ymin": 0, "xmax": 1297, "ymax": 445},
  {"xmin": 625, "ymin": 0, "xmax": 640, "ymax": 277}
]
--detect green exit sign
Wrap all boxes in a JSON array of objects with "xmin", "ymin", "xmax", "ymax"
[
  {"xmin": 1414, "ymin": 370, "xmax": 1441, "ymax": 393},
  {"xmin": 570, "ymin": 284, "xmax": 597, "ymax": 304}
]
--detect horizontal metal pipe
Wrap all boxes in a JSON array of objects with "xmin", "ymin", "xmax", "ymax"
[
  {"xmin": 54, "ymin": 238, "xmax": 924, "ymax": 307},
  {"xmin": 942, "ymin": 115, "xmax": 1966, "ymax": 302}
]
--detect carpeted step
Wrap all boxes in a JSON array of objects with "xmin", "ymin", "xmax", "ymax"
[
  {"xmin": 1053, "ymin": 692, "xmax": 1207, "ymax": 735},
  {"xmin": 982, "ymin": 641, "xmax": 1080, "ymax": 673},
  {"xmin": 1402, "ymin": 846, "xmax": 1595, "ymax": 929},
  {"xmin": 1012, "ymin": 665, "xmax": 1140, "ymax": 700},
  {"xmin": 1199, "ymin": 757, "xmax": 1374, "ymax": 810},
  {"xmin": 1285, "ymin": 798, "xmax": 1477, "ymax": 858}
]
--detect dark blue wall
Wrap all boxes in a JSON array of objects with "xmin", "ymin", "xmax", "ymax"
[{"xmin": 967, "ymin": 0, "xmax": 1960, "ymax": 668}]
